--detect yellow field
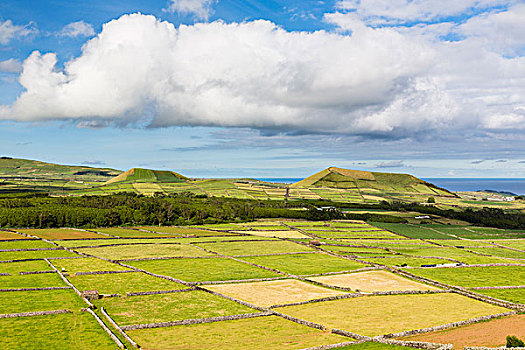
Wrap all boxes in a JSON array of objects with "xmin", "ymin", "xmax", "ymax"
[
  {"xmin": 276, "ymin": 293, "xmax": 508, "ymax": 336},
  {"xmin": 309, "ymin": 270, "xmax": 438, "ymax": 292},
  {"xmin": 206, "ymin": 279, "xmax": 346, "ymax": 307}
]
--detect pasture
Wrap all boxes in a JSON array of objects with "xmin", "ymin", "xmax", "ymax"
[{"xmin": 1, "ymin": 220, "xmax": 524, "ymax": 349}]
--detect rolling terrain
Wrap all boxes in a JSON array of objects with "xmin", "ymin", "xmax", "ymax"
[{"xmin": 0, "ymin": 158, "xmax": 523, "ymax": 211}]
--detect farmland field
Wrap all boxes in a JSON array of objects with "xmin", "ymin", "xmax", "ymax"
[
  {"xmin": 276, "ymin": 293, "xmax": 507, "ymax": 336},
  {"xmin": 308, "ymin": 270, "xmax": 438, "ymax": 292},
  {"xmin": 127, "ymin": 315, "xmax": 349, "ymax": 350},
  {"xmin": 401, "ymin": 314, "xmax": 525, "ymax": 348},
  {"xmin": 206, "ymin": 279, "xmax": 346, "ymax": 307},
  {"xmin": 1, "ymin": 220, "xmax": 524, "ymax": 349}
]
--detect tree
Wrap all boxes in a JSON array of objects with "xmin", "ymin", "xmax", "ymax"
[
  {"xmin": 427, "ymin": 197, "xmax": 436, "ymax": 203},
  {"xmin": 506, "ymin": 335, "xmax": 525, "ymax": 348}
]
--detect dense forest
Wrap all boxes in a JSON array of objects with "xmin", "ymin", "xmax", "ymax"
[{"xmin": 0, "ymin": 192, "xmax": 524, "ymax": 229}]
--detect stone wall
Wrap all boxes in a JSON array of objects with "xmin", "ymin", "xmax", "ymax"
[
  {"xmin": 0, "ymin": 309, "xmax": 72, "ymax": 319},
  {"xmin": 121, "ymin": 312, "xmax": 272, "ymax": 331}
]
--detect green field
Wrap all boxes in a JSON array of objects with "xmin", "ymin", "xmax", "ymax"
[
  {"xmin": 52, "ymin": 257, "xmax": 132, "ymax": 273},
  {"xmin": 0, "ymin": 272, "xmax": 66, "ymax": 288},
  {"xmin": 1, "ymin": 212, "xmax": 525, "ymax": 348},
  {"xmin": 0, "ymin": 312, "xmax": 116, "ymax": 349},
  {"xmin": 409, "ymin": 266, "xmax": 525, "ymax": 287},
  {"xmin": 241, "ymin": 253, "xmax": 369, "ymax": 276},
  {"xmin": 77, "ymin": 243, "xmax": 215, "ymax": 260},
  {"xmin": 127, "ymin": 315, "xmax": 348, "ymax": 350},
  {"xmin": 67, "ymin": 271, "xmax": 187, "ymax": 294},
  {"xmin": 128, "ymin": 257, "xmax": 280, "ymax": 282},
  {"xmin": 473, "ymin": 288, "xmax": 525, "ymax": 304},
  {"xmin": 195, "ymin": 240, "xmax": 315, "ymax": 256},
  {"xmin": 97, "ymin": 290, "xmax": 255, "ymax": 325},
  {"xmin": 0, "ymin": 289, "xmax": 84, "ymax": 314}
]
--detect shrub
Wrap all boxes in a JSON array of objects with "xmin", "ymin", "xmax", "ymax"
[
  {"xmin": 506, "ymin": 335, "xmax": 525, "ymax": 348},
  {"xmin": 427, "ymin": 197, "xmax": 436, "ymax": 203}
]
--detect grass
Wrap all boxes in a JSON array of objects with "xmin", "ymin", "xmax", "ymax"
[
  {"xmin": 0, "ymin": 239, "xmax": 56, "ymax": 250},
  {"xmin": 51, "ymin": 257, "xmax": 132, "ymax": 273},
  {"xmin": 195, "ymin": 240, "xmax": 315, "ymax": 256},
  {"xmin": 0, "ymin": 249, "xmax": 79, "ymax": 261},
  {"xmin": 67, "ymin": 271, "xmax": 187, "ymax": 294},
  {"xmin": 487, "ymin": 240, "xmax": 525, "ymax": 250},
  {"xmin": 429, "ymin": 239, "xmax": 494, "ymax": 247},
  {"xmin": 127, "ymin": 315, "xmax": 348, "ymax": 350},
  {"xmin": 241, "ymin": 230, "xmax": 310, "ymax": 239},
  {"xmin": 0, "ymin": 289, "xmax": 85, "ymax": 314},
  {"xmin": 360, "ymin": 256, "xmax": 456, "ymax": 267},
  {"xmin": 97, "ymin": 290, "xmax": 255, "ymax": 325},
  {"xmin": 386, "ymin": 246, "xmax": 514, "ymax": 265},
  {"xmin": 0, "ymin": 273, "xmax": 66, "ymax": 289},
  {"xmin": 92, "ymin": 227, "xmax": 181, "ymax": 238},
  {"xmin": 467, "ymin": 247, "xmax": 525, "ymax": 259},
  {"xmin": 0, "ymin": 260, "xmax": 54, "ymax": 274},
  {"xmin": 139, "ymin": 226, "xmax": 239, "ymax": 236},
  {"xmin": 77, "ymin": 243, "xmax": 214, "ymax": 260},
  {"xmin": 54, "ymin": 238, "xmax": 186, "ymax": 248},
  {"xmin": 370, "ymin": 223, "xmax": 453, "ymax": 240},
  {"xmin": 335, "ymin": 342, "xmax": 420, "ymax": 350},
  {"xmin": 472, "ymin": 288, "xmax": 525, "ymax": 304},
  {"xmin": 128, "ymin": 257, "xmax": 280, "ymax": 282},
  {"xmin": 409, "ymin": 266, "xmax": 525, "ymax": 287},
  {"xmin": 321, "ymin": 246, "xmax": 393, "ymax": 255},
  {"xmin": 277, "ymin": 293, "xmax": 507, "ymax": 337},
  {"xmin": 0, "ymin": 231, "xmax": 27, "ymax": 240},
  {"xmin": 206, "ymin": 279, "xmax": 346, "ymax": 307},
  {"xmin": 16, "ymin": 228, "xmax": 106, "ymax": 240},
  {"xmin": 309, "ymin": 270, "xmax": 438, "ymax": 292},
  {"xmin": 0, "ymin": 312, "xmax": 116, "ymax": 349},
  {"xmin": 241, "ymin": 253, "xmax": 369, "ymax": 276}
]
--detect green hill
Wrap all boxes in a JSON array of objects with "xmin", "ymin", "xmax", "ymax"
[
  {"xmin": 105, "ymin": 168, "xmax": 189, "ymax": 184},
  {"xmin": 291, "ymin": 166, "xmax": 453, "ymax": 195},
  {"xmin": 0, "ymin": 157, "xmax": 122, "ymax": 194}
]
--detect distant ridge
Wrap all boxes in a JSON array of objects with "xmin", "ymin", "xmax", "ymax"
[
  {"xmin": 291, "ymin": 166, "xmax": 453, "ymax": 195},
  {"xmin": 105, "ymin": 168, "xmax": 189, "ymax": 184}
]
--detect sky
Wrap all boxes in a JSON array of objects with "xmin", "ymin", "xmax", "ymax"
[{"xmin": 1, "ymin": 0, "xmax": 525, "ymax": 178}]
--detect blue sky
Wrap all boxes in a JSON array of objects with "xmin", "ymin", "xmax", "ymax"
[{"xmin": 1, "ymin": 0, "xmax": 525, "ymax": 178}]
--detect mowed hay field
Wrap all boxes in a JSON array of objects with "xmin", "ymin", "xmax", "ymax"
[
  {"xmin": 207, "ymin": 279, "xmax": 347, "ymax": 307},
  {"xmin": 308, "ymin": 270, "xmax": 439, "ymax": 292},
  {"xmin": 276, "ymin": 293, "xmax": 508, "ymax": 337},
  {"xmin": 1, "ymin": 220, "xmax": 524, "ymax": 349},
  {"xmin": 401, "ymin": 314, "xmax": 525, "ymax": 348},
  {"xmin": 127, "ymin": 315, "xmax": 349, "ymax": 350}
]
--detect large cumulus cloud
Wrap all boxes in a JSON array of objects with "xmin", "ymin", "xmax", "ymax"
[{"xmin": 1, "ymin": 13, "xmax": 458, "ymax": 136}]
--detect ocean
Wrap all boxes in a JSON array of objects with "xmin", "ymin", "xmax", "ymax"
[
  {"xmin": 257, "ymin": 178, "xmax": 525, "ymax": 195},
  {"xmin": 424, "ymin": 178, "xmax": 525, "ymax": 195}
]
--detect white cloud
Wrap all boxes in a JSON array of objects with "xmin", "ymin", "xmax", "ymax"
[
  {"xmin": 2, "ymin": 9, "xmax": 525, "ymax": 138},
  {"xmin": 165, "ymin": 0, "xmax": 217, "ymax": 20},
  {"xmin": 336, "ymin": 0, "xmax": 511, "ymax": 24},
  {"xmin": 2, "ymin": 13, "xmax": 454, "ymax": 136},
  {"xmin": 458, "ymin": 3, "xmax": 525, "ymax": 56},
  {"xmin": 0, "ymin": 59, "xmax": 22, "ymax": 73},
  {"xmin": 59, "ymin": 21, "xmax": 95, "ymax": 38},
  {"xmin": 375, "ymin": 160, "xmax": 405, "ymax": 168},
  {"xmin": 0, "ymin": 19, "xmax": 36, "ymax": 45},
  {"xmin": 482, "ymin": 108, "xmax": 525, "ymax": 130}
]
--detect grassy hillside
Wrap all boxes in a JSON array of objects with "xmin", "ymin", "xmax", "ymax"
[
  {"xmin": 105, "ymin": 168, "xmax": 189, "ymax": 184},
  {"xmin": 0, "ymin": 157, "xmax": 122, "ymax": 194},
  {"xmin": 291, "ymin": 167, "xmax": 452, "ymax": 195}
]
